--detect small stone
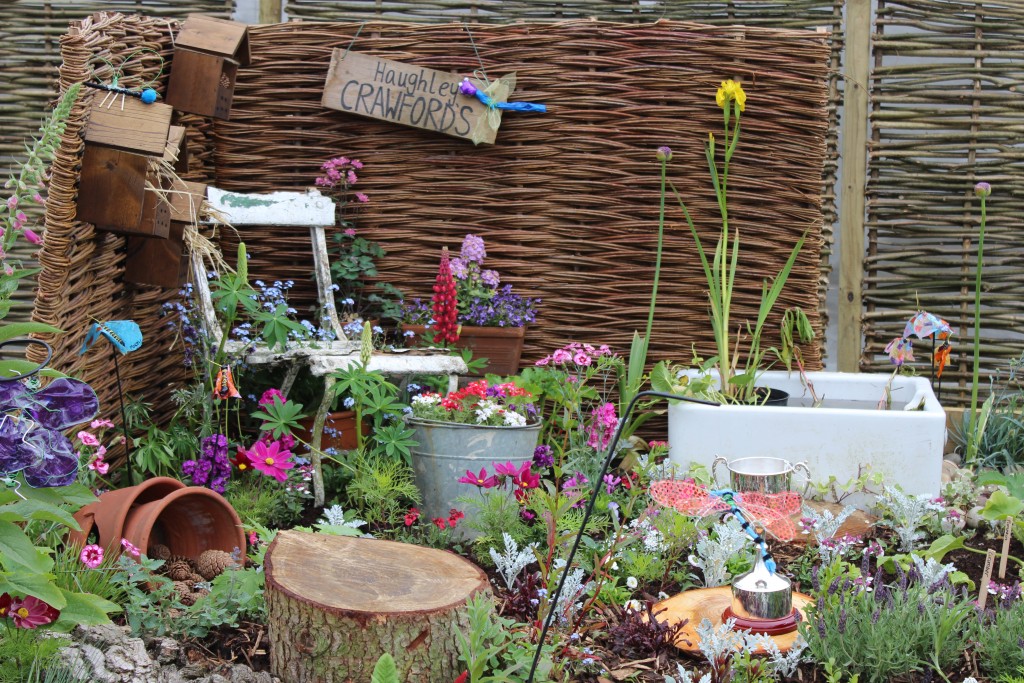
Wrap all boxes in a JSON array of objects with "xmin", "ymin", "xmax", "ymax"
[
  {"xmin": 149, "ymin": 637, "xmax": 181, "ymax": 664},
  {"xmin": 228, "ymin": 664, "xmax": 256, "ymax": 683},
  {"xmin": 966, "ymin": 505, "xmax": 985, "ymax": 529},
  {"xmin": 79, "ymin": 643, "xmax": 118, "ymax": 683}
]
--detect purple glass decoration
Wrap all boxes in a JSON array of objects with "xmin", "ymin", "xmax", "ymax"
[{"xmin": 0, "ymin": 377, "xmax": 99, "ymax": 488}]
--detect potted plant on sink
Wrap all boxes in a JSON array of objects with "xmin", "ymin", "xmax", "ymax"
[{"xmin": 651, "ymin": 80, "xmax": 945, "ymax": 503}]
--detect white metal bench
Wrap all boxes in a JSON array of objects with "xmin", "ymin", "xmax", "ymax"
[{"xmin": 194, "ymin": 187, "xmax": 466, "ymax": 505}]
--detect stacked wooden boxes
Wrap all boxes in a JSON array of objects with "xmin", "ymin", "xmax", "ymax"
[{"xmin": 77, "ymin": 95, "xmax": 174, "ymax": 237}]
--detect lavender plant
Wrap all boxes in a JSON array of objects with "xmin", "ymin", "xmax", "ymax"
[
  {"xmin": 798, "ymin": 558, "xmax": 973, "ymax": 683},
  {"xmin": 969, "ymin": 581, "xmax": 1024, "ymax": 678}
]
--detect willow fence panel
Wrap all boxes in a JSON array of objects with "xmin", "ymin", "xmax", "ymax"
[
  {"xmin": 863, "ymin": 0, "xmax": 1024, "ymax": 405},
  {"xmin": 31, "ymin": 15, "xmax": 830, "ymax": 430},
  {"xmin": 0, "ymin": 0, "xmax": 232, "ymax": 324},
  {"xmin": 282, "ymin": 0, "xmax": 844, "ymax": 362}
]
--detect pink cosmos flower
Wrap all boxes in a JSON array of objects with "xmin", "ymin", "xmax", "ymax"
[
  {"xmin": 493, "ymin": 461, "xmax": 520, "ymax": 479},
  {"xmin": 249, "ymin": 439, "xmax": 295, "ymax": 482},
  {"xmin": 120, "ymin": 538, "xmax": 141, "ymax": 557},
  {"xmin": 7, "ymin": 595, "xmax": 59, "ymax": 629},
  {"xmin": 80, "ymin": 544, "xmax": 104, "ymax": 568},
  {"xmin": 458, "ymin": 467, "xmax": 498, "ymax": 489},
  {"xmin": 90, "ymin": 419, "xmax": 114, "ymax": 429},
  {"xmin": 77, "ymin": 431, "xmax": 100, "ymax": 447}
]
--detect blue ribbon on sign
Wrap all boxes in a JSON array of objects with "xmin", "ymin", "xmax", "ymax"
[{"xmin": 459, "ymin": 78, "xmax": 547, "ymax": 113}]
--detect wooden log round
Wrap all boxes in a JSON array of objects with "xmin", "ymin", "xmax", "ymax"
[{"xmin": 265, "ymin": 530, "xmax": 490, "ymax": 683}]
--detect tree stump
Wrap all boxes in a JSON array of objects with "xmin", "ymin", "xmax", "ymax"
[{"xmin": 265, "ymin": 530, "xmax": 490, "ymax": 683}]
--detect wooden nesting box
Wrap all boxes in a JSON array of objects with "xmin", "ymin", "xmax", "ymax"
[
  {"xmin": 166, "ymin": 125, "xmax": 189, "ymax": 174},
  {"xmin": 166, "ymin": 15, "xmax": 251, "ymax": 120},
  {"xmin": 78, "ymin": 97, "xmax": 174, "ymax": 236},
  {"xmin": 124, "ymin": 180, "xmax": 205, "ymax": 289}
]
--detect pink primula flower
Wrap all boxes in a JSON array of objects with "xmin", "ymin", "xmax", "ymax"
[
  {"xmin": 249, "ymin": 439, "xmax": 295, "ymax": 482},
  {"xmin": 80, "ymin": 544, "xmax": 104, "ymax": 568}
]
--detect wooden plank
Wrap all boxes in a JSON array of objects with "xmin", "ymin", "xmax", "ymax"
[
  {"xmin": 164, "ymin": 125, "xmax": 189, "ymax": 173},
  {"xmin": 85, "ymin": 98, "xmax": 173, "ymax": 157},
  {"xmin": 259, "ymin": 0, "xmax": 283, "ymax": 24},
  {"xmin": 165, "ymin": 49, "xmax": 238, "ymax": 120},
  {"xmin": 205, "ymin": 187, "xmax": 334, "ymax": 226},
  {"xmin": 837, "ymin": 0, "xmax": 872, "ymax": 372},
  {"xmin": 124, "ymin": 222, "xmax": 187, "ymax": 289},
  {"xmin": 321, "ymin": 50, "xmax": 495, "ymax": 144},
  {"xmin": 176, "ymin": 14, "xmax": 250, "ymax": 65},
  {"xmin": 77, "ymin": 145, "xmax": 147, "ymax": 230},
  {"xmin": 168, "ymin": 180, "xmax": 207, "ymax": 222}
]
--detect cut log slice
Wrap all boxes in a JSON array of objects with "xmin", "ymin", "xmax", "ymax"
[{"xmin": 265, "ymin": 530, "xmax": 490, "ymax": 683}]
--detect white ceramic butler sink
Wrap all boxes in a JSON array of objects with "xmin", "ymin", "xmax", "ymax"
[{"xmin": 667, "ymin": 371, "xmax": 946, "ymax": 506}]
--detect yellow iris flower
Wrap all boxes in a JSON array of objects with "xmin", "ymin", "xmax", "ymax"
[{"xmin": 716, "ymin": 79, "xmax": 746, "ymax": 112}]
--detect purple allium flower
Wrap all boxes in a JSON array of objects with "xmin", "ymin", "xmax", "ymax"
[
  {"xmin": 656, "ymin": 146, "xmax": 672, "ymax": 161},
  {"xmin": 460, "ymin": 234, "xmax": 487, "ymax": 263},
  {"xmin": 974, "ymin": 181, "xmax": 991, "ymax": 198}
]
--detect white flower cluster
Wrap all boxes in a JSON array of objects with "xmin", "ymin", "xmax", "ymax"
[
  {"xmin": 629, "ymin": 517, "xmax": 667, "ymax": 553},
  {"xmin": 411, "ymin": 393, "xmax": 440, "ymax": 407},
  {"xmin": 503, "ymin": 410, "xmax": 527, "ymax": 427}
]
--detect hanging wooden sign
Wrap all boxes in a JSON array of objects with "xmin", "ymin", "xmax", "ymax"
[{"xmin": 321, "ymin": 51, "xmax": 497, "ymax": 145}]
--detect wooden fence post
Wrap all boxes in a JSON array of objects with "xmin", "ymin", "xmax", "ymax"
[
  {"xmin": 837, "ymin": 0, "xmax": 872, "ymax": 372},
  {"xmin": 259, "ymin": 0, "xmax": 282, "ymax": 24}
]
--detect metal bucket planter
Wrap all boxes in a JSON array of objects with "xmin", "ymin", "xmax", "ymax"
[{"xmin": 407, "ymin": 417, "xmax": 541, "ymax": 537}]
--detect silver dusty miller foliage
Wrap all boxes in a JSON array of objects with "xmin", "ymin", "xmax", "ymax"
[
  {"xmin": 489, "ymin": 532, "xmax": 537, "ymax": 589},
  {"xmin": 690, "ymin": 522, "xmax": 749, "ymax": 587}
]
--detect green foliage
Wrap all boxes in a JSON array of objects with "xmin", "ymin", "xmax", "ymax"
[
  {"xmin": 457, "ymin": 593, "xmax": 558, "ymax": 683},
  {"xmin": 460, "ymin": 490, "xmax": 535, "ymax": 566},
  {"xmin": 49, "ymin": 543, "xmax": 127, "ymax": 611},
  {"xmin": 345, "ymin": 451, "xmax": 420, "ymax": 528},
  {"xmin": 125, "ymin": 396, "xmax": 198, "ymax": 483},
  {"xmin": 225, "ymin": 476, "xmax": 292, "ymax": 528},
  {"xmin": 110, "ymin": 554, "xmax": 182, "ymax": 637},
  {"xmin": 0, "ymin": 626, "xmax": 71, "ymax": 683},
  {"xmin": 329, "ymin": 362, "xmax": 407, "ymax": 453},
  {"xmin": 251, "ymin": 395, "xmax": 306, "ymax": 439},
  {"xmin": 370, "ymin": 653, "xmax": 401, "ymax": 683},
  {"xmin": 180, "ymin": 567, "xmax": 265, "ymax": 638},
  {"xmin": 970, "ymin": 594, "xmax": 1024, "ymax": 678}
]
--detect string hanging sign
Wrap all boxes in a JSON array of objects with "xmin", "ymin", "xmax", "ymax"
[{"xmin": 321, "ymin": 52, "xmax": 546, "ymax": 145}]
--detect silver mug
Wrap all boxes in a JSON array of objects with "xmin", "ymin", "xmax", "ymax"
[{"xmin": 712, "ymin": 456, "xmax": 810, "ymax": 495}]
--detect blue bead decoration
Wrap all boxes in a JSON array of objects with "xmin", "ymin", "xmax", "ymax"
[{"xmin": 140, "ymin": 88, "xmax": 158, "ymax": 104}]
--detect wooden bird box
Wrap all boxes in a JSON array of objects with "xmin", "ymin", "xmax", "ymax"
[
  {"xmin": 85, "ymin": 97, "xmax": 174, "ymax": 157},
  {"xmin": 77, "ymin": 144, "xmax": 169, "ymax": 237},
  {"xmin": 165, "ymin": 125, "xmax": 189, "ymax": 174},
  {"xmin": 124, "ymin": 180, "xmax": 205, "ymax": 288},
  {"xmin": 165, "ymin": 15, "xmax": 250, "ymax": 120}
]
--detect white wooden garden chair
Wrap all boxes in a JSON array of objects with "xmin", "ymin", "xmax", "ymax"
[{"xmin": 193, "ymin": 187, "xmax": 466, "ymax": 504}]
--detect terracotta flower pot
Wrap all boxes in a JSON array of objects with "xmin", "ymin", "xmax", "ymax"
[
  {"xmin": 402, "ymin": 324, "xmax": 526, "ymax": 376},
  {"xmin": 121, "ymin": 486, "xmax": 246, "ymax": 559},
  {"xmin": 297, "ymin": 409, "xmax": 369, "ymax": 452},
  {"xmin": 69, "ymin": 477, "xmax": 186, "ymax": 554}
]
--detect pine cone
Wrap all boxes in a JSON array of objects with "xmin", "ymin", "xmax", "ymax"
[
  {"xmin": 166, "ymin": 559, "xmax": 193, "ymax": 582},
  {"xmin": 195, "ymin": 549, "xmax": 236, "ymax": 581},
  {"xmin": 149, "ymin": 544, "xmax": 172, "ymax": 561}
]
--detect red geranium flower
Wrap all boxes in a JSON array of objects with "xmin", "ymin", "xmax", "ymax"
[
  {"xmin": 404, "ymin": 507, "xmax": 420, "ymax": 527},
  {"xmin": 433, "ymin": 517, "xmax": 447, "ymax": 530}
]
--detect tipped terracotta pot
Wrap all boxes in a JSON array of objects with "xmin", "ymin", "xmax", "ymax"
[
  {"xmin": 121, "ymin": 486, "xmax": 245, "ymax": 559},
  {"xmin": 69, "ymin": 477, "xmax": 186, "ymax": 554}
]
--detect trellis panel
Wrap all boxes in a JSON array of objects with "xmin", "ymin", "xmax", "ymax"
[{"xmin": 864, "ymin": 0, "xmax": 1024, "ymax": 404}]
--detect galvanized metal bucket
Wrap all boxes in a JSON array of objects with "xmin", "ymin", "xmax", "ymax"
[
  {"xmin": 407, "ymin": 417, "xmax": 541, "ymax": 538},
  {"xmin": 712, "ymin": 456, "xmax": 810, "ymax": 495}
]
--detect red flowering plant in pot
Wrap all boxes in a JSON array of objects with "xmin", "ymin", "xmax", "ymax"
[{"xmin": 402, "ymin": 235, "xmax": 540, "ymax": 376}]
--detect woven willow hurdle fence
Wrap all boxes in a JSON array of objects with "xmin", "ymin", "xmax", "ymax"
[
  {"xmin": 0, "ymin": 0, "xmax": 232, "ymax": 323},
  {"xmin": 29, "ymin": 14, "xmax": 831, "ymax": 429},
  {"xmin": 862, "ymin": 0, "xmax": 1024, "ymax": 404}
]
